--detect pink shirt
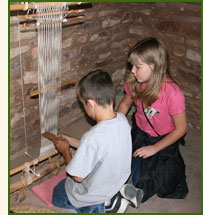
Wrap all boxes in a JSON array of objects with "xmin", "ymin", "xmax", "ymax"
[{"xmin": 124, "ymin": 79, "xmax": 185, "ymax": 137}]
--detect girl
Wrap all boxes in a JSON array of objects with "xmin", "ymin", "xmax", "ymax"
[{"xmin": 117, "ymin": 37, "xmax": 188, "ymax": 203}]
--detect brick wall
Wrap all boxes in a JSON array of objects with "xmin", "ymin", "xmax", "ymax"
[{"xmin": 10, "ymin": 2, "xmax": 200, "ymax": 160}]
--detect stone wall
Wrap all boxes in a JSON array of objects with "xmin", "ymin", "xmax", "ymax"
[{"xmin": 10, "ymin": 2, "xmax": 201, "ymax": 160}]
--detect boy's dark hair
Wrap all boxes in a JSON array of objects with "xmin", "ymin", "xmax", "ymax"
[{"xmin": 78, "ymin": 70, "xmax": 116, "ymax": 107}]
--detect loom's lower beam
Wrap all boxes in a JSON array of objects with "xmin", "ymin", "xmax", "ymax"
[
  {"xmin": 10, "ymin": 150, "xmax": 59, "ymax": 176},
  {"xmin": 10, "ymin": 156, "xmax": 65, "ymax": 193}
]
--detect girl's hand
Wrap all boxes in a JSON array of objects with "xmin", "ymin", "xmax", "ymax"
[{"xmin": 133, "ymin": 145, "xmax": 157, "ymax": 159}]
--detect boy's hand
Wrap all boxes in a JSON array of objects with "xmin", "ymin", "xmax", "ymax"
[
  {"xmin": 54, "ymin": 137, "xmax": 70, "ymax": 155},
  {"xmin": 133, "ymin": 145, "xmax": 157, "ymax": 159},
  {"xmin": 58, "ymin": 134, "xmax": 71, "ymax": 142},
  {"xmin": 57, "ymin": 134, "xmax": 80, "ymax": 149}
]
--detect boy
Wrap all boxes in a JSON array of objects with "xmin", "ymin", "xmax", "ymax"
[{"xmin": 52, "ymin": 70, "xmax": 141, "ymax": 213}]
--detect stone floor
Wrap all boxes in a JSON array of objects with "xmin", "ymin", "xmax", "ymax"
[{"xmin": 10, "ymin": 116, "xmax": 201, "ymax": 213}]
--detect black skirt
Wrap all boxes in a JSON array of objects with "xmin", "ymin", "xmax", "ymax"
[{"xmin": 131, "ymin": 117, "xmax": 189, "ymax": 203}]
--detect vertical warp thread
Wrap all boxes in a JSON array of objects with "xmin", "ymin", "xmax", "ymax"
[{"xmin": 37, "ymin": 3, "xmax": 64, "ymax": 155}]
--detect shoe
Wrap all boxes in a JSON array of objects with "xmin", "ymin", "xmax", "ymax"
[
  {"xmin": 119, "ymin": 184, "xmax": 144, "ymax": 208},
  {"xmin": 105, "ymin": 192, "xmax": 130, "ymax": 213}
]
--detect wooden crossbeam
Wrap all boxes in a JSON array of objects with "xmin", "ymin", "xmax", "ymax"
[
  {"xmin": 18, "ymin": 9, "xmax": 85, "ymax": 19},
  {"xmin": 10, "ymin": 2, "xmax": 89, "ymax": 11},
  {"xmin": 30, "ymin": 79, "xmax": 76, "ymax": 97},
  {"xmin": 20, "ymin": 16, "xmax": 84, "ymax": 27}
]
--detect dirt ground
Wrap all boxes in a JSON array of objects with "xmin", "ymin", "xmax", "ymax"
[{"xmin": 10, "ymin": 116, "xmax": 201, "ymax": 213}]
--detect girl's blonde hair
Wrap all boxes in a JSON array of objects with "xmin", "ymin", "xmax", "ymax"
[{"xmin": 128, "ymin": 37, "xmax": 168, "ymax": 109}]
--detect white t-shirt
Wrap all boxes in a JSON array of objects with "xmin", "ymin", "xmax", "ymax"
[{"xmin": 65, "ymin": 113, "xmax": 132, "ymax": 207}]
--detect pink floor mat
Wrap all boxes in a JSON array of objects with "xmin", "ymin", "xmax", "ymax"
[{"xmin": 32, "ymin": 170, "xmax": 67, "ymax": 207}]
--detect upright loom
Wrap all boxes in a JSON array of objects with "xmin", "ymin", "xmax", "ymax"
[{"xmin": 10, "ymin": 2, "xmax": 91, "ymax": 194}]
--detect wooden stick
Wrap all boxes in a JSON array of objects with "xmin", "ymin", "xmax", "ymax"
[
  {"xmin": 10, "ymin": 156, "xmax": 65, "ymax": 193},
  {"xmin": 10, "ymin": 2, "xmax": 89, "ymax": 11},
  {"xmin": 42, "ymin": 132, "xmax": 58, "ymax": 142},
  {"xmin": 10, "ymin": 3, "xmax": 37, "ymax": 11},
  {"xmin": 20, "ymin": 16, "xmax": 84, "ymax": 27},
  {"xmin": 19, "ymin": 9, "xmax": 85, "ymax": 19},
  {"xmin": 40, "ymin": 16, "xmax": 84, "ymax": 25},
  {"xmin": 10, "ymin": 149, "xmax": 59, "ymax": 176},
  {"xmin": 30, "ymin": 79, "xmax": 76, "ymax": 97}
]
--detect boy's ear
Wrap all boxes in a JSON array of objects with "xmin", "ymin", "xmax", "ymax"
[{"xmin": 87, "ymin": 99, "xmax": 96, "ymax": 107}]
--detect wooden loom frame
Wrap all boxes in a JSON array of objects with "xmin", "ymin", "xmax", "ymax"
[
  {"xmin": 12, "ymin": 2, "xmax": 89, "ymax": 29},
  {"xmin": 10, "ymin": 2, "xmax": 91, "ymax": 193}
]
